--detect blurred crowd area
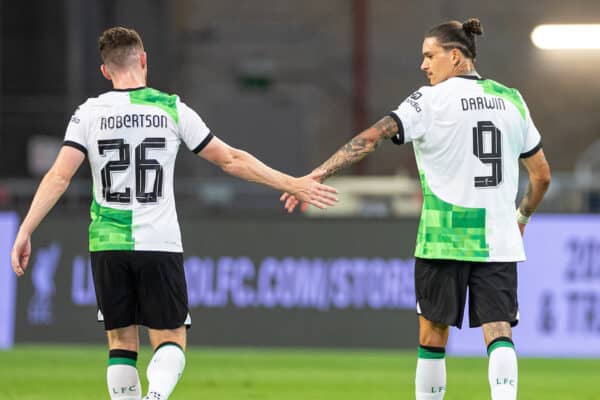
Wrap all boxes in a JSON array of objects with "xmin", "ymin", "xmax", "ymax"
[{"xmin": 1, "ymin": 0, "xmax": 599, "ymax": 215}]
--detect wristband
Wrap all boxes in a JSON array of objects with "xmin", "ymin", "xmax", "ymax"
[{"xmin": 516, "ymin": 208, "xmax": 531, "ymax": 225}]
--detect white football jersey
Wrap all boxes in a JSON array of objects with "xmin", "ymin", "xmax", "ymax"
[
  {"xmin": 64, "ymin": 87, "xmax": 213, "ymax": 252},
  {"xmin": 390, "ymin": 76, "xmax": 542, "ymax": 262}
]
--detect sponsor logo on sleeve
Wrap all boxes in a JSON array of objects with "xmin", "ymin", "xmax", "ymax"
[
  {"xmin": 70, "ymin": 107, "xmax": 81, "ymax": 124},
  {"xmin": 409, "ymin": 91, "xmax": 422, "ymax": 101},
  {"xmin": 404, "ymin": 91, "xmax": 422, "ymax": 112}
]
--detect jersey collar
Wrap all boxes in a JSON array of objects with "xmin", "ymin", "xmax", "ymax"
[
  {"xmin": 112, "ymin": 86, "xmax": 147, "ymax": 92},
  {"xmin": 455, "ymin": 75, "xmax": 482, "ymax": 80}
]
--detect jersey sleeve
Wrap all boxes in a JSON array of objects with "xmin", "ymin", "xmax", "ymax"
[
  {"xmin": 518, "ymin": 92, "xmax": 542, "ymax": 158},
  {"xmin": 389, "ymin": 87, "xmax": 431, "ymax": 145},
  {"xmin": 177, "ymin": 101, "xmax": 214, "ymax": 153},
  {"xmin": 63, "ymin": 104, "xmax": 89, "ymax": 155}
]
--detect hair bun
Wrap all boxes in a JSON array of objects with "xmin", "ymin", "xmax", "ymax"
[{"xmin": 463, "ymin": 18, "xmax": 483, "ymax": 36}]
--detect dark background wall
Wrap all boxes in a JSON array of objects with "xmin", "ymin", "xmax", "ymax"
[{"xmin": 1, "ymin": 0, "xmax": 599, "ymax": 180}]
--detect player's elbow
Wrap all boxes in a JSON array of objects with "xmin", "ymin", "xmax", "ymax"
[
  {"xmin": 219, "ymin": 147, "xmax": 247, "ymax": 175},
  {"xmin": 531, "ymin": 166, "xmax": 551, "ymax": 191},
  {"xmin": 46, "ymin": 166, "xmax": 73, "ymax": 187},
  {"xmin": 46, "ymin": 168, "xmax": 72, "ymax": 190},
  {"xmin": 540, "ymin": 171, "xmax": 551, "ymax": 188},
  {"xmin": 539, "ymin": 174, "xmax": 551, "ymax": 192},
  {"xmin": 220, "ymin": 160, "xmax": 235, "ymax": 175}
]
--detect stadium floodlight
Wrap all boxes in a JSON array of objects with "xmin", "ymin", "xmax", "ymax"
[{"xmin": 531, "ymin": 24, "xmax": 600, "ymax": 49}]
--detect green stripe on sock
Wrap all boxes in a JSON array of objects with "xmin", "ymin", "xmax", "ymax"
[
  {"xmin": 487, "ymin": 340, "xmax": 514, "ymax": 356},
  {"xmin": 418, "ymin": 346, "xmax": 445, "ymax": 359},
  {"xmin": 108, "ymin": 357, "xmax": 137, "ymax": 367}
]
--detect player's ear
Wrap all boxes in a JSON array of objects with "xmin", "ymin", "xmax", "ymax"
[
  {"xmin": 140, "ymin": 52, "xmax": 147, "ymax": 70},
  {"xmin": 100, "ymin": 64, "xmax": 112, "ymax": 81},
  {"xmin": 451, "ymin": 48, "xmax": 461, "ymax": 65}
]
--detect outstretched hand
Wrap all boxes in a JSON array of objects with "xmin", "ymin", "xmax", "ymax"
[
  {"xmin": 280, "ymin": 192, "xmax": 308, "ymax": 213},
  {"xmin": 281, "ymin": 170, "xmax": 335, "ymax": 213},
  {"xmin": 11, "ymin": 232, "xmax": 31, "ymax": 277}
]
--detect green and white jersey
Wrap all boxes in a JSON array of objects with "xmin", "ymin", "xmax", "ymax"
[
  {"xmin": 390, "ymin": 76, "xmax": 542, "ymax": 262},
  {"xmin": 63, "ymin": 87, "xmax": 213, "ymax": 253}
]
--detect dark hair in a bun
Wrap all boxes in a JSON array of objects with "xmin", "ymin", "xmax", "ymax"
[
  {"xmin": 426, "ymin": 18, "xmax": 483, "ymax": 59},
  {"xmin": 462, "ymin": 18, "xmax": 483, "ymax": 36}
]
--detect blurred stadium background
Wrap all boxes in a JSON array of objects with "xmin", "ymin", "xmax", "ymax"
[{"xmin": 0, "ymin": 1, "xmax": 599, "ymax": 399}]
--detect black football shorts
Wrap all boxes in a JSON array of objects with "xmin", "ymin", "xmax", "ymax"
[
  {"xmin": 91, "ymin": 250, "xmax": 191, "ymax": 330},
  {"xmin": 414, "ymin": 257, "xmax": 519, "ymax": 328}
]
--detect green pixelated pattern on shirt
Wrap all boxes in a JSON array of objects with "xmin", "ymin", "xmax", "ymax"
[
  {"xmin": 478, "ymin": 79, "xmax": 526, "ymax": 120},
  {"xmin": 129, "ymin": 88, "xmax": 179, "ymax": 123},
  {"xmin": 415, "ymin": 172, "xmax": 489, "ymax": 261},
  {"xmin": 89, "ymin": 194, "xmax": 134, "ymax": 251}
]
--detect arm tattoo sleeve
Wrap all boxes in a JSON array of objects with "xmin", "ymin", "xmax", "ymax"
[
  {"xmin": 316, "ymin": 116, "xmax": 399, "ymax": 180},
  {"xmin": 373, "ymin": 115, "xmax": 400, "ymax": 140}
]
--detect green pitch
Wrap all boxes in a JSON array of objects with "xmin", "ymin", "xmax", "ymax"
[{"xmin": 0, "ymin": 345, "xmax": 598, "ymax": 399}]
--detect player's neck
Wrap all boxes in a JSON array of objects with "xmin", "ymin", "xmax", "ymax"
[
  {"xmin": 111, "ymin": 70, "xmax": 146, "ymax": 90},
  {"xmin": 452, "ymin": 60, "xmax": 477, "ymax": 78},
  {"xmin": 461, "ymin": 69, "xmax": 479, "ymax": 77}
]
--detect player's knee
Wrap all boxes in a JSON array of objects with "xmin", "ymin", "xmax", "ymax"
[
  {"xmin": 148, "ymin": 326, "xmax": 186, "ymax": 351},
  {"xmin": 482, "ymin": 321, "xmax": 512, "ymax": 346},
  {"xmin": 419, "ymin": 321, "xmax": 450, "ymax": 347},
  {"xmin": 419, "ymin": 334, "xmax": 448, "ymax": 348},
  {"xmin": 107, "ymin": 326, "xmax": 139, "ymax": 351}
]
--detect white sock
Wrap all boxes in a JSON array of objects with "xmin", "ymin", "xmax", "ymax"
[
  {"xmin": 145, "ymin": 343, "xmax": 186, "ymax": 400},
  {"xmin": 415, "ymin": 346, "xmax": 446, "ymax": 400},
  {"xmin": 488, "ymin": 339, "xmax": 518, "ymax": 400},
  {"xmin": 107, "ymin": 350, "xmax": 142, "ymax": 400}
]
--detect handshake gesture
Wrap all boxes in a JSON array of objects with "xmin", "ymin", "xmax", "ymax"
[
  {"xmin": 282, "ymin": 169, "xmax": 326, "ymax": 213},
  {"xmin": 285, "ymin": 169, "xmax": 335, "ymax": 212}
]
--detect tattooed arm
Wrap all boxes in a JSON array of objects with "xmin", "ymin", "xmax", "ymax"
[
  {"xmin": 280, "ymin": 115, "xmax": 399, "ymax": 212},
  {"xmin": 316, "ymin": 115, "xmax": 399, "ymax": 182},
  {"xmin": 517, "ymin": 148, "xmax": 551, "ymax": 234}
]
